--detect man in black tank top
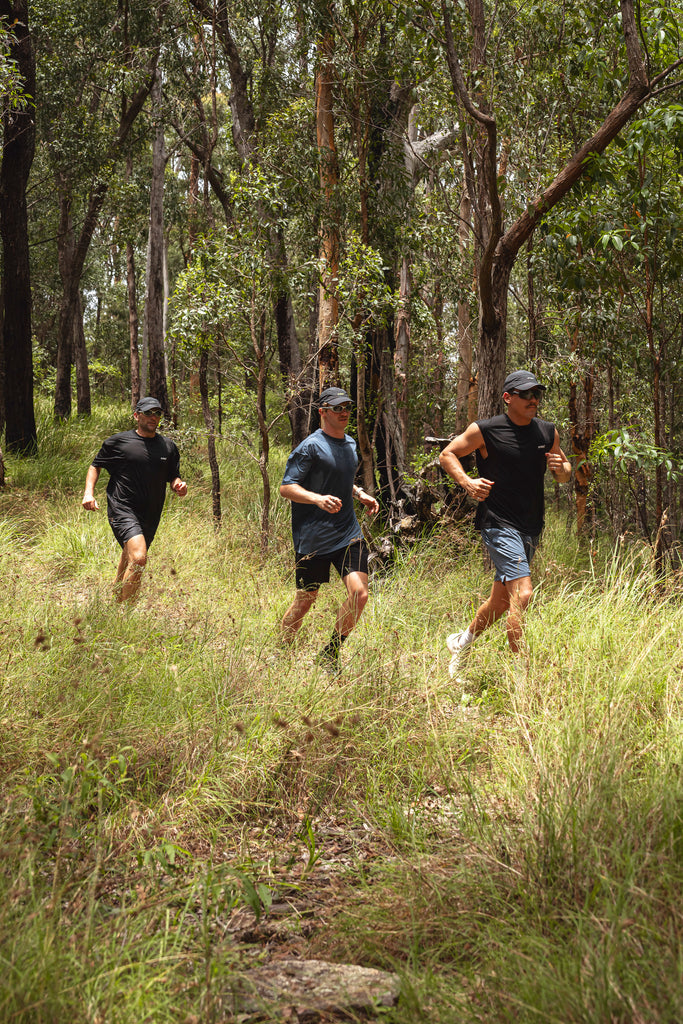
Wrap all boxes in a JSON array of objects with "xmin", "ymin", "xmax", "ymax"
[{"xmin": 439, "ymin": 370, "xmax": 571, "ymax": 680}]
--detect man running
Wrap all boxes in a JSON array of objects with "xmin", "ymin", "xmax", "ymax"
[
  {"xmin": 280, "ymin": 386, "xmax": 379, "ymax": 671},
  {"xmin": 82, "ymin": 397, "xmax": 187, "ymax": 602},
  {"xmin": 439, "ymin": 370, "xmax": 571, "ymax": 678}
]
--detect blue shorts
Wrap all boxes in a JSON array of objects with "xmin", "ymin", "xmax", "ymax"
[{"xmin": 480, "ymin": 525, "xmax": 539, "ymax": 583}]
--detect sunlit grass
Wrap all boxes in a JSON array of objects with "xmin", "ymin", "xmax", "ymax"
[{"xmin": 1, "ymin": 408, "xmax": 683, "ymax": 1021}]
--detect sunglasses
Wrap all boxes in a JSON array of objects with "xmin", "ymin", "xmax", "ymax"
[
  {"xmin": 510, "ymin": 388, "xmax": 544, "ymax": 401},
  {"xmin": 323, "ymin": 404, "xmax": 352, "ymax": 414}
]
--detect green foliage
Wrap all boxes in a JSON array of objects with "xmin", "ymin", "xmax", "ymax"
[
  {"xmin": 590, "ymin": 427, "xmax": 683, "ymax": 483},
  {"xmin": 0, "ymin": 15, "xmax": 32, "ymax": 112}
]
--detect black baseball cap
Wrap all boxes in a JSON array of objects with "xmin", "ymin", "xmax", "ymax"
[
  {"xmin": 318, "ymin": 386, "xmax": 352, "ymax": 407},
  {"xmin": 135, "ymin": 396, "xmax": 163, "ymax": 414},
  {"xmin": 503, "ymin": 370, "xmax": 546, "ymax": 394}
]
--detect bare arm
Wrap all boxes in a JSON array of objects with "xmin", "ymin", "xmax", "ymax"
[
  {"xmin": 546, "ymin": 430, "xmax": 572, "ymax": 482},
  {"xmin": 439, "ymin": 423, "xmax": 495, "ymax": 502},
  {"xmin": 82, "ymin": 465, "xmax": 101, "ymax": 511},
  {"xmin": 280, "ymin": 481, "xmax": 342, "ymax": 514},
  {"xmin": 352, "ymin": 483, "xmax": 379, "ymax": 516}
]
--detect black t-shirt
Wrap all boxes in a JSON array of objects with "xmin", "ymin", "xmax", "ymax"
[
  {"xmin": 474, "ymin": 413, "xmax": 556, "ymax": 536},
  {"xmin": 92, "ymin": 429, "xmax": 180, "ymax": 542}
]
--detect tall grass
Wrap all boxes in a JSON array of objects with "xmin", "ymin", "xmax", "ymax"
[{"xmin": 1, "ymin": 410, "xmax": 682, "ymax": 1021}]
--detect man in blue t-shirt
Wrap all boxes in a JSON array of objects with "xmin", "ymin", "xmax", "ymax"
[
  {"xmin": 82, "ymin": 397, "xmax": 188, "ymax": 603},
  {"xmin": 280, "ymin": 386, "xmax": 379, "ymax": 670},
  {"xmin": 439, "ymin": 370, "xmax": 571, "ymax": 680}
]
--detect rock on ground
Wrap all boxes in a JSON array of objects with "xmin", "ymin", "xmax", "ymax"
[{"xmin": 229, "ymin": 958, "xmax": 401, "ymax": 1021}]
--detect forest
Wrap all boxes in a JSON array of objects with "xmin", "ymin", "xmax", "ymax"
[
  {"xmin": 3, "ymin": 1, "xmax": 683, "ymax": 1021},
  {"xmin": 1, "ymin": 0, "xmax": 683, "ymax": 556}
]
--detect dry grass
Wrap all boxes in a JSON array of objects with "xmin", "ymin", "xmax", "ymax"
[{"xmin": 1, "ymin": 408, "xmax": 682, "ymax": 1022}]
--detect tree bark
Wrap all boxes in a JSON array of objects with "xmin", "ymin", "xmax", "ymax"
[
  {"xmin": 145, "ymin": 67, "xmax": 169, "ymax": 413},
  {"xmin": 127, "ymin": 241, "xmax": 140, "ymax": 410},
  {"xmin": 315, "ymin": 32, "xmax": 340, "ymax": 392},
  {"xmin": 73, "ymin": 293, "xmax": 91, "ymax": 414},
  {"xmin": 0, "ymin": 0, "xmax": 37, "ymax": 452},
  {"xmin": 52, "ymin": 60, "xmax": 156, "ymax": 419},
  {"xmin": 199, "ymin": 347, "xmax": 221, "ymax": 527}
]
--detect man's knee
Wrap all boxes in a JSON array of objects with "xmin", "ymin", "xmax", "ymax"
[
  {"xmin": 124, "ymin": 536, "xmax": 148, "ymax": 568},
  {"xmin": 508, "ymin": 577, "xmax": 533, "ymax": 610},
  {"xmin": 294, "ymin": 589, "xmax": 318, "ymax": 611}
]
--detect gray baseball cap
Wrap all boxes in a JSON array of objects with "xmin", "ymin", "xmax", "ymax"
[
  {"xmin": 318, "ymin": 386, "xmax": 352, "ymax": 407},
  {"xmin": 135, "ymin": 396, "xmax": 163, "ymax": 414},
  {"xmin": 503, "ymin": 370, "xmax": 546, "ymax": 393}
]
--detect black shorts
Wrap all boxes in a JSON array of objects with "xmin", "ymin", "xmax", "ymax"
[
  {"xmin": 295, "ymin": 539, "xmax": 369, "ymax": 591},
  {"xmin": 109, "ymin": 514, "xmax": 157, "ymax": 549}
]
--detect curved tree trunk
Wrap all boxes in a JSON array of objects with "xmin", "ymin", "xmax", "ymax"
[{"xmin": 442, "ymin": 0, "xmax": 660, "ymax": 417}]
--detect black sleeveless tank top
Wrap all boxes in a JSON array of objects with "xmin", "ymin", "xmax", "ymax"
[{"xmin": 474, "ymin": 413, "xmax": 556, "ymax": 535}]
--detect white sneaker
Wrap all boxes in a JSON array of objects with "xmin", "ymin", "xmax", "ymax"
[{"xmin": 446, "ymin": 632, "xmax": 472, "ymax": 680}]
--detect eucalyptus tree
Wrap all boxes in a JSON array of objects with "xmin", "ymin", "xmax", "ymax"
[
  {"xmin": 544, "ymin": 106, "xmax": 683, "ymax": 559},
  {"xmin": 429, "ymin": 0, "xmax": 683, "ymax": 416},
  {"xmin": 169, "ymin": 200, "xmax": 294, "ymax": 552},
  {"xmin": 143, "ymin": 66, "xmax": 169, "ymax": 412},
  {"xmin": 181, "ymin": 0, "xmax": 312, "ymax": 445},
  {"xmin": 0, "ymin": 1, "xmax": 36, "ymax": 453},
  {"xmin": 33, "ymin": 0, "xmax": 161, "ymax": 419}
]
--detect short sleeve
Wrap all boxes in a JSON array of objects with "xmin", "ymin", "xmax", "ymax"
[
  {"xmin": 92, "ymin": 436, "xmax": 122, "ymax": 472},
  {"xmin": 282, "ymin": 443, "xmax": 314, "ymax": 487}
]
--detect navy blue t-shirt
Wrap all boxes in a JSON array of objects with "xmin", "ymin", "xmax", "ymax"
[{"xmin": 282, "ymin": 429, "xmax": 361, "ymax": 556}]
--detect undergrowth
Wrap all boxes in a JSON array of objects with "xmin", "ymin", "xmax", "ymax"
[{"xmin": 1, "ymin": 409, "xmax": 682, "ymax": 1022}]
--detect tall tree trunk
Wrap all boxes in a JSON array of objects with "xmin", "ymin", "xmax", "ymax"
[
  {"xmin": 127, "ymin": 241, "xmax": 140, "ymax": 409},
  {"xmin": 426, "ymin": 279, "xmax": 446, "ymax": 437},
  {"xmin": 184, "ymin": 3, "xmax": 307, "ymax": 447},
  {"xmin": 272, "ymin": 227, "xmax": 308, "ymax": 445},
  {"xmin": 394, "ymin": 255, "xmax": 411, "ymax": 454},
  {"xmin": 73, "ymin": 293, "xmax": 91, "ymax": 414},
  {"xmin": 315, "ymin": 32, "xmax": 340, "ymax": 392},
  {"xmin": 199, "ymin": 347, "xmax": 221, "ymax": 527},
  {"xmin": 251, "ymin": 304, "xmax": 271, "ymax": 559},
  {"xmin": 456, "ymin": 190, "xmax": 473, "ymax": 432},
  {"xmin": 146, "ymin": 68, "xmax": 169, "ymax": 412},
  {"xmin": 0, "ymin": 0, "xmax": 36, "ymax": 452},
  {"xmin": 52, "ymin": 60, "xmax": 156, "ymax": 419},
  {"xmin": 568, "ymin": 322, "xmax": 595, "ymax": 538}
]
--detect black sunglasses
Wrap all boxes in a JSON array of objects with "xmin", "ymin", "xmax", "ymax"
[{"xmin": 510, "ymin": 388, "xmax": 544, "ymax": 400}]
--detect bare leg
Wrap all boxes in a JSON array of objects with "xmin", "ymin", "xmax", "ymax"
[
  {"xmin": 114, "ymin": 534, "xmax": 148, "ymax": 603},
  {"xmin": 468, "ymin": 575, "xmax": 533, "ymax": 652},
  {"xmin": 335, "ymin": 571, "xmax": 369, "ymax": 637},
  {"xmin": 281, "ymin": 589, "xmax": 318, "ymax": 643},
  {"xmin": 503, "ymin": 576, "xmax": 533, "ymax": 653},
  {"xmin": 468, "ymin": 580, "xmax": 511, "ymax": 636}
]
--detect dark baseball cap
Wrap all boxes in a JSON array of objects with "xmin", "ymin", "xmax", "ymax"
[
  {"xmin": 135, "ymin": 396, "xmax": 163, "ymax": 414},
  {"xmin": 503, "ymin": 370, "xmax": 546, "ymax": 393},
  {"xmin": 318, "ymin": 386, "xmax": 352, "ymax": 407}
]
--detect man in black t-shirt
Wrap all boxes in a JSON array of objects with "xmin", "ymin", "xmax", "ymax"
[
  {"xmin": 439, "ymin": 370, "xmax": 571, "ymax": 680},
  {"xmin": 82, "ymin": 397, "xmax": 187, "ymax": 603}
]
